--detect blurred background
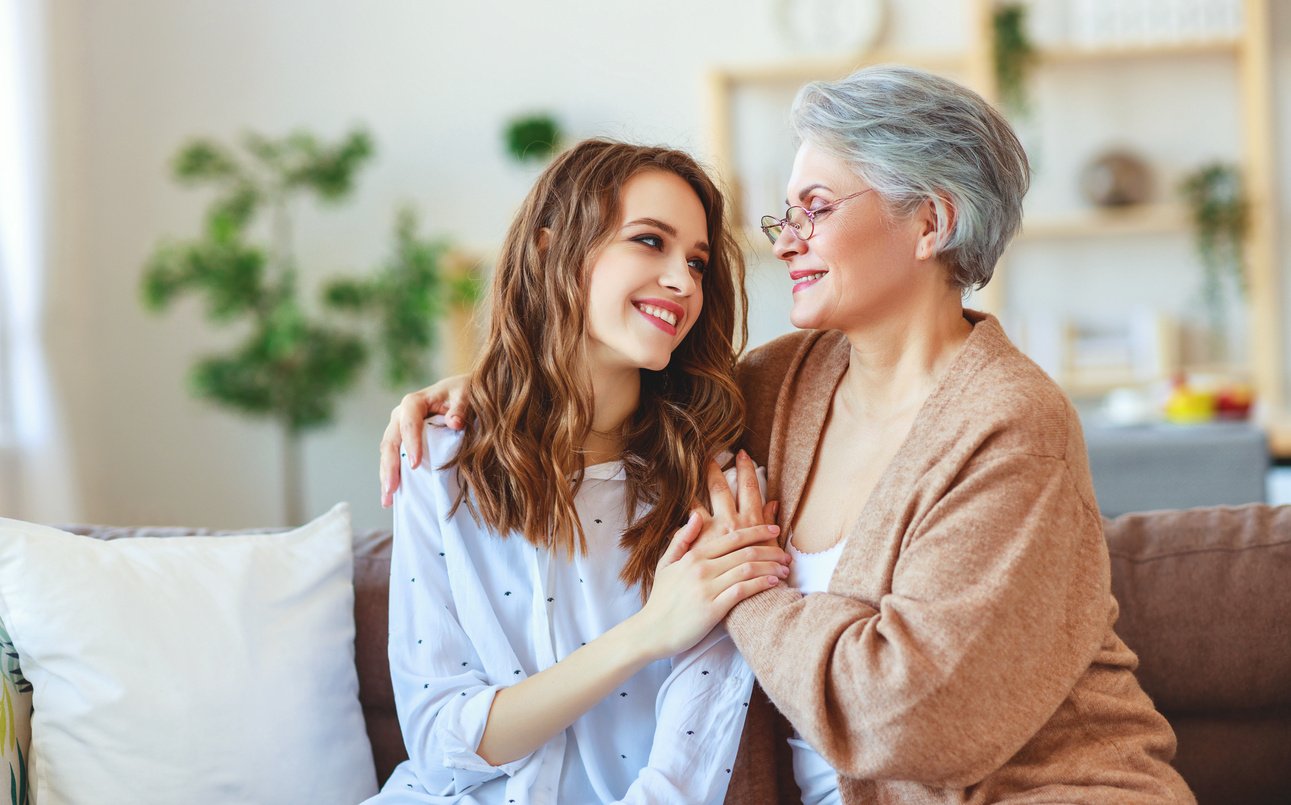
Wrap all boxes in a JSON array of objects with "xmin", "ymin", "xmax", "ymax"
[{"xmin": 3, "ymin": 0, "xmax": 1291, "ymax": 531}]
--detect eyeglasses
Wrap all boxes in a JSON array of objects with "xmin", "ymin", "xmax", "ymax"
[{"xmin": 759, "ymin": 189, "xmax": 874, "ymax": 245}]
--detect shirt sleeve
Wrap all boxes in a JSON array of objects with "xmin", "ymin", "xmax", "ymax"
[
  {"xmin": 609, "ymin": 463, "xmax": 762, "ymax": 804},
  {"xmin": 389, "ymin": 442, "xmax": 537, "ymax": 794},
  {"xmin": 724, "ymin": 450, "xmax": 1111, "ymax": 788}
]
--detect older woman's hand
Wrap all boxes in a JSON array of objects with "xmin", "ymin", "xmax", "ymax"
[
  {"xmin": 379, "ymin": 374, "xmax": 470, "ymax": 507},
  {"xmin": 692, "ymin": 451, "xmax": 783, "ymax": 557}
]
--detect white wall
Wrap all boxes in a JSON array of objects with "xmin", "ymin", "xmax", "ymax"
[
  {"xmin": 34, "ymin": 0, "xmax": 1291, "ymax": 529},
  {"xmin": 40, "ymin": 0, "xmax": 800, "ymax": 529}
]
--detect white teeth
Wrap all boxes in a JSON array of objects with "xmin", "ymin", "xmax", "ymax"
[
  {"xmin": 636, "ymin": 303, "xmax": 678, "ymax": 326},
  {"xmin": 796, "ymin": 273, "xmax": 826, "ymax": 283}
]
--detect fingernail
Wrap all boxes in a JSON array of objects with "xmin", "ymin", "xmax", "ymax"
[
  {"xmin": 767, "ymin": 524, "xmax": 780, "ymax": 535},
  {"xmin": 738, "ymin": 449, "xmax": 748, "ymax": 461},
  {"xmin": 777, "ymin": 566, "xmax": 789, "ymax": 577},
  {"xmin": 767, "ymin": 576, "xmax": 780, "ymax": 586}
]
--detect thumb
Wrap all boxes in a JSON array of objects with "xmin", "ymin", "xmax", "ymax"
[
  {"xmin": 659, "ymin": 511, "xmax": 701, "ymax": 567},
  {"xmin": 447, "ymin": 392, "xmax": 468, "ymax": 430},
  {"xmin": 762, "ymin": 499, "xmax": 779, "ymax": 525}
]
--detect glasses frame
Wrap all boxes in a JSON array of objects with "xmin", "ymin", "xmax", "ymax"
[{"xmin": 759, "ymin": 189, "xmax": 874, "ymax": 245}]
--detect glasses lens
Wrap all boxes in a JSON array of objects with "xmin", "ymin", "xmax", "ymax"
[
  {"xmin": 786, "ymin": 207, "xmax": 812, "ymax": 240},
  {"xmin": 760, "ymin": 215, "xmax": 783, "ymax": 244}
]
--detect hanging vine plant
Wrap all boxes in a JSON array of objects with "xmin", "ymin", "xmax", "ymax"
[
  {"xmin": 993, "ymin": 3, "xmax": 1035, "ymax": 116},
  {"xmin": 1180, "ymin": 162, "xmax": 1248, "ymax": 350}
]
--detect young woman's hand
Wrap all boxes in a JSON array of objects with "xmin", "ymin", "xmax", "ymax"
[
  {"xmin": 379, "ymin": 374, "xmax": 470, "ymax": 507},
  {"xmin": 628, "ymin": 498, "xmax": 789, "ymax": 660}
]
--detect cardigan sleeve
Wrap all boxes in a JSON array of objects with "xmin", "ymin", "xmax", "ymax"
[{"xmin": 724, "ymin": 449, "xmax": 1111, "ymax": 788}]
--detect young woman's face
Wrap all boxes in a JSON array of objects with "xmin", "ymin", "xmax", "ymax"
[
  {"xmin": 774, "ymin": 143, "xmax": 925, "ymax": 332},
  {"xmin": 584, "ymin": 170, "xmax": 709, "ymax": 374}
]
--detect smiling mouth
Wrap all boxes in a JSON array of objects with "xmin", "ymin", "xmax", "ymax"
[
  {"xmin": 633, "ymin": 302, "xmax": 681, "ymax": 334},
  {"xmin": 791, "ymin": 271, "xmax": 827, "ymax": 293}
]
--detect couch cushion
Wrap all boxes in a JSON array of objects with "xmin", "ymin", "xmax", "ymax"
[
  {"xmin": 1166, "ymin": 707, "xmax": 1291, "ymax": 805},
  {"xmin": 3, "ymin": 504, "xmax": 378, "ymax": 804},
  {"xmin": 0, "ymin": 619, "xmax": 31, "ymax": 805},
  {"xmin": 352, "ymin": 528, "xmax": 408, "ymax": 783},
  {"xmin": 1104, "ymin": 504, "xmax": 1291, "ymax": 712},
  {"xmin": 61, "ymin": 521, "xmax": 409, "ymax": 787}
]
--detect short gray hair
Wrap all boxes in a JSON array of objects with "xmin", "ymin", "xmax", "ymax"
[{"xmin": 790, "ymin": 65, "xmax": 1029, "ymax": 291}]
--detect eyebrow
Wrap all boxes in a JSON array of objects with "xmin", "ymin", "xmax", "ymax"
[
  {"xmin": 623, "ymin": 217, "xmax": 710, "ymax": 253},
  {"xmin": 785, "ymin": 183, "xmax": 834, "ymax": 206}
]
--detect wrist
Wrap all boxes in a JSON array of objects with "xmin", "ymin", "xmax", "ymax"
[{"xmin": 611, "ymin": 612, "xmax": 666, "ymax": 667}]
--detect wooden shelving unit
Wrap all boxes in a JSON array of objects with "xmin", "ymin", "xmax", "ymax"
[
  {"xmin": 1038, "ymin": 37, "xmax": 1241, "ymax": 63},
  {"xmin": 1018, "ymin": 203, "xmax": 1190, "ymax": 239},
  {"xmin": 706, "ymin": 0, "xmax": 1282, "ymax": 446}
]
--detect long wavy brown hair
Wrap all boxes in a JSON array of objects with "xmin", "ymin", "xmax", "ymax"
[{"xmin": 444, "ymin": 138, "xmax": 747, "ymax": 594}]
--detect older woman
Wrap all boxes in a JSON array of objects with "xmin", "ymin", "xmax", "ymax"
[{"xmin": 379, "ymin": 66, "xmax": 1192, "ymax": 803}]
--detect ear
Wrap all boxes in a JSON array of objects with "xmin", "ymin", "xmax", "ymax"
[
  {"xmin": 913, "ymin": 196, "xmax": 954, "ymax": 261},
  {"xmin": 536, "ymin": 227, "xmax": 552, "ymax": 254}
]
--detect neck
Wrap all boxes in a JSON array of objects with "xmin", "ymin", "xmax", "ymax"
[
  {"xmin": 837, "ymin": 286, "xmax": 971, "ymax": 421},
  {"xmin": 583, "ymin": 365, "xmax": 641, "ymax": 467}
]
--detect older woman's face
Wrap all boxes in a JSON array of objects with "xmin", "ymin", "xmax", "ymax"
[{"xmin": 774, "ymin": 143, "xmax": 927, "ymax": 333}]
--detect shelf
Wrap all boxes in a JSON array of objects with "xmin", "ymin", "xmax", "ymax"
[
  {"xmin": 1059, "ymin": 363, "xmax": 1250, "ymax": 398},
  {"xmin": 1018, "ymin": 203, "xmax": 1190, "ymax": 240},
  {"xmin": 711, "ymin": 51, "xmax": 968, "ymax": 85},
  {"xmin": 1060, "ymin": 372, "xmax": 1157, "ymax": 397},
  {"xmin": 1037, "ymin": 37, "xmax": 1241, "ymax": 64},
  {"xmin": 1266, "ymin": 415, "xmax": 1291, "ymax": 459}
]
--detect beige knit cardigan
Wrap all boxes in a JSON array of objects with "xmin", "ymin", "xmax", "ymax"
[{"xmin": 722, "ymin": 312, "xmax": 1194, "ymax": 804}]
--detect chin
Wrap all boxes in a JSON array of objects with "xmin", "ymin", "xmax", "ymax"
[
  {"xmin": 640, "ymin": 354, "xmax": 672, "ymax": 372},
  {"xmin": 789, "ymin": 303, "xmax": 826, "ymax": 331}
]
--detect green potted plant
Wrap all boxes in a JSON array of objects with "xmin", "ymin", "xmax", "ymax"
[
  {"xmin": 503, "ymin": 113, "xmax": 562, "ymax": 163},
  {"xmin": 1180, "ymin": 162, "xmax": 1248, "ymax": 358},
  {"xmin": 993, "ymin": 3, "xmax": 1035, "ymax": 117},
  {"xmin": 141, "ymin": 128, "xmax": 464, "ymax": 524}
]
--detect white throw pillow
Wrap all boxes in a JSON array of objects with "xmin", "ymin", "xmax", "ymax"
[{"xmin": 0, "ymin": 503, "xmax": 377, "ymax": 805}]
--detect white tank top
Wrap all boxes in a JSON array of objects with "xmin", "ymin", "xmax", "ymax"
[{"xmin": 785, "ymin": 534, "xmax": 846, "ymax": 805}]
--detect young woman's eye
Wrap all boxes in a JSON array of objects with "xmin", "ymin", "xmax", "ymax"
[
  {"xmin": 687, "ymin": 257, "xmax": 707, "ymax": 273},
  {"xmin": 633, "ymin": 234, "xmax": 663, "ymax": 249}
]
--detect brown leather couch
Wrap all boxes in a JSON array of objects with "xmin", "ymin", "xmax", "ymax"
[{"xmin": 65, "ymin": 504, "xmax": 1291, "ymax": 804}]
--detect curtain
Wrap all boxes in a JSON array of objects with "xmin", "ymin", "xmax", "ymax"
[{"xmin": 0, "ymin": 0, "xmax": 78, "ymax": 521}]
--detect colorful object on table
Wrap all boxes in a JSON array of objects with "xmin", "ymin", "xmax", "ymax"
[
  {"xmin": 1164, "ymin": 380, "xmax": 1216, "ymax": 425},
  {"xmin": 1215, "ymin": 383, "xmax": 1254, "ymax": 420},
  {"xmin": 1163, "ymin": 376, "xmax": 1254, "ymax": 424}
]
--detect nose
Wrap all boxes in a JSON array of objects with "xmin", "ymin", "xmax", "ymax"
[
  {"xmin": 772, "ymin": 225, "xmax": 804, "ymax": 261},
  {"xmin": 660, "ymin": 257, "xmax": 699, "ymax": 296}
]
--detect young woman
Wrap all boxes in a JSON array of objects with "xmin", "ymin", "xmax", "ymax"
[
  {"xmin": 367, "ymin": 139, "xmax": 789, "ymax": 805},
  {"xmin": 379, "ymin": 68, "xmax": 1192, "ymax": 803}
]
